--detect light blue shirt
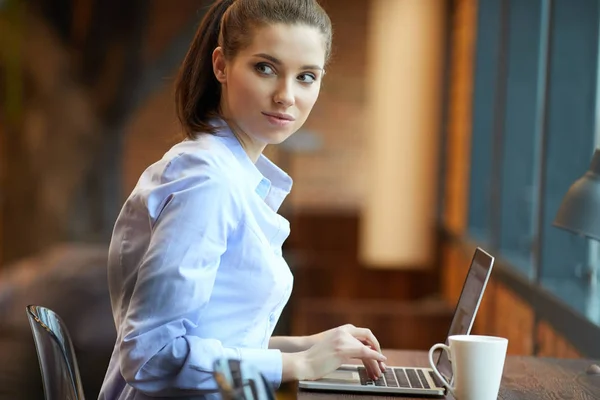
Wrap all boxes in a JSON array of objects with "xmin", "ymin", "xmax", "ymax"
[{"xmin": 98, "ymin": 120, "xmax": 294, "ymax": 400}]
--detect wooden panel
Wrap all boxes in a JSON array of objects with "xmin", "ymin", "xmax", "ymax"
[
  {"xmin": 288, "ymin": 212, "xmax": 439, "ymax": 301},
  {"xmin": 442, "ymin": 264, "xmax": 535, "ymax": 355},
  {"xmin": 492, "ymin": 283, "xmax": 535, "ymax": 355},
  {"xmin": 287, "ymin": 211, "xmax": 362, "ymax": 254},
  {"xmin": 0, "ymin": 122, "xmax": 4, "ymax": 266},
  {"xmin": 537, "ymin": 320, "xmax": 582, "ymax": 358},
  {"xmin": 440, "ymin": 240, "xmax": 496, "ymax": 337},
  {"xmin": 442, "ymin": 0, "xmax": 477, "ymax": 235},
  {"xmin": 472, "ymin": 277, "xmax": 497, "ymax": 335},
  {"xmin": 440, "ymin": 241, "xmax": 473, "ymax": 306},
  {"xmin": 440, "ymin": 241, "xmax": 583, "ymax": 359},
  {"xmin": 293, "ymin": 265, "xmax": 437, "ymax": 301}
]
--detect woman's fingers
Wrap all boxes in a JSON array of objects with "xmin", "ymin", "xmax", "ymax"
[
  {"xmin": 363, "ymin": 344, "xmax": 387, "ymax": 374},
  {"xmin": 379, "ymin": 360, "xmax": 387, "ymax": 373},
  {"xmin": 336, "ymin": 332, "xmax": 386, "ymax": 361},
  {"xmin": 357, "ymin": 342, "xmax": 387, "ymax": 361},
  {"xmin": 363, "ymin": 359, "xmax": 381, "ymax": 380},
  {"xmin": 347, "ymin": 326, "xmax": 382, "ymax": 354},
  {"xmin": 346, "ymin": 327, "xmax": 387, "ymax": 378}
]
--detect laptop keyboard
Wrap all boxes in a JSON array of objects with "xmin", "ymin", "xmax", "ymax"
[{"xmin": 357, "ymin": 367, "xmax": 444, "ymax": 389}]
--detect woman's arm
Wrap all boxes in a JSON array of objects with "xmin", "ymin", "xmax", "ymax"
[
  {"xmin": 269, "ymin": 336, "xmax": 314, "ymax": 352},
  {"xmin": 269, "ymin": 325, "xmax": 358, "ymax": 353}
]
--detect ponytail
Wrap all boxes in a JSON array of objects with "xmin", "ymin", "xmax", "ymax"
[{"xmin": 175, "ymin": 0, "xmax": 235, "ymax": 138}]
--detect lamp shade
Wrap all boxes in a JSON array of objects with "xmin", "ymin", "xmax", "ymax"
[{"xmin": 553, "ymin": 149, "xmax": 600, "ymax": 241}]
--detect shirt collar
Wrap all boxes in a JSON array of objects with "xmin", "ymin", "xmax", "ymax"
[{"xmin": 210, "ymin": 119, "xmax": 293, "ymax": 212}]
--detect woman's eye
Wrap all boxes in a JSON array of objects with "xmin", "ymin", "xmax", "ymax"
[
  {"xmin": 298, "ymin": 73, "xmax": 317, "ymax": 84},
  {"xmin": 255, "ymin": 63, "xmax": 275, "ymax": 75}
]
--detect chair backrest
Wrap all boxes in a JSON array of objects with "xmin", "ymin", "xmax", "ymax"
[
  {"xmin": 26, "ymin": 305, "xmax": 86, "ymax": 400},
  {"xmin": 213, "ymin": 358, "xmax": 275, "ymax": 400}
]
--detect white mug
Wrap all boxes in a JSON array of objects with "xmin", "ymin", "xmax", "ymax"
[{"xmin": 428, "ymin": 335, "xmax": 508, "ymax": 400}]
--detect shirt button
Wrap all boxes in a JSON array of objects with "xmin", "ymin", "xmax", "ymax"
[{"xmin": 269, "ymin": 313, "xmax": 275, "ymax": 324}]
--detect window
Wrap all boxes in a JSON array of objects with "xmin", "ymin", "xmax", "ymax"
[
  {"xmin": 466, "ymin": 0, "xmax": 600, "ymax": 321},
  {"xmin": 539, "ymin": 0, "xmax": 597, "ymax": 281}
]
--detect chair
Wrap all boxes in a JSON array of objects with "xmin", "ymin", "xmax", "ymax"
[
  {"xmin": 26, "ymin": 305, "xmax": 86, "ymax": 400},
  {"xmin": 213, "ymin": 358, "xmax": 275, "ymax": 400}
]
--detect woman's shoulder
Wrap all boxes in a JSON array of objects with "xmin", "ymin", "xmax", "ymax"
[
  {"xmin": 133, "ymin": 135, "xmax": 244, "ymax": 221},
  {"xmin": 130, "ymin": 135, "xmax": 239, "ymax": 200},
  {"xmin": 156, "ymin": 135, "xmax": 239, "ymax": 184}
]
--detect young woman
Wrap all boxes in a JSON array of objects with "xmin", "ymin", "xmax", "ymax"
[{"xmin": 99, "ymin": 1, "xmax": 386, "ymax": 398}]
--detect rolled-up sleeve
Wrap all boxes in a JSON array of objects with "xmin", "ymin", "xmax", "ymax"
[{"xmin": 116, "ymin": 160, "xmax": 282, "ymax": 396}]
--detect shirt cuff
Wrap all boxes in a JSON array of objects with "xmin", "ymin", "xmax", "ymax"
[{"xmin": 238, "ymin": 348, "xmax": 283, "ymax": 388}]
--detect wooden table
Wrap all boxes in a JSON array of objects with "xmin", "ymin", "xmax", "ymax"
[{"xmin": 297, "ymin": 350, "xmax": 600, "ymax": 399}]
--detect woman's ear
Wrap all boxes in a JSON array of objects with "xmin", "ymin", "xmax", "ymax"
[{"xmin": 213, "ymin": 47, "xmax": 227, "ymax": 84}]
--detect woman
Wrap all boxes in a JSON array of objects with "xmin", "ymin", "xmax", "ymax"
[{"xmin": 99, "ymin": 0, "xmax": 386, "ymax": 399}]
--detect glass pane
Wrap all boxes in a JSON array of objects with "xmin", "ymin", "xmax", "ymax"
[
  {"xmin": 497, "ymin": 0, "xmax": 547, "ymax": 279},
  {"xmin": 468, "ymin": 0, "xmax": 503, "ymax": 243},
  {"xmin": 540, "ymin": 0, "xmax": 597, "ymax": 281}
]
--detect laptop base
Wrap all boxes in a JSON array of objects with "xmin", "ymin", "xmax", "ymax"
[{"xmin": 298, "ymin": 364, "xmax": 445, "ymax": 397}]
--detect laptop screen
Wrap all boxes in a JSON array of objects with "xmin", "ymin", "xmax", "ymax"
[{"xmin": 435, "ymin": 248, "xmax": 494, "ymax": 380}]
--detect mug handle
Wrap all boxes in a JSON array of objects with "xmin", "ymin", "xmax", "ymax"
[{"xmin": 428, "ymin": 343, "xmax": 455, "ymax": 397}]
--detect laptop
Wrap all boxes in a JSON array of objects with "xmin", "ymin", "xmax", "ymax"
[{"xmin": 298, "ymin": 247, "xmax": 495, "ymax": 397}]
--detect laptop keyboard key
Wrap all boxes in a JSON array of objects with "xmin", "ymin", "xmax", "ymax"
[
  {"xmin": 358, "ymin": 367, "xmax": 378, "ymax": 386},
  {"xmin": 417, "ymin": 369, "xmax": 430, "ymax": 389},
  {"xmin": 358, "ymin": 367, "xmax": 368, "ymax": 385},
  {"xmin": 383, "ymin": 369, "xmax": 398, "ymax": 387},
  {"xmin": 393, "ymin": 368, "xmax": 411, "ymax": 388},
  {"xmin": 374, "ymin": 376, "xmax": 385, "ymax": 386},
  {"xmin": 405, "ymin": 369, "xmax": 423, "ymax": 388}
]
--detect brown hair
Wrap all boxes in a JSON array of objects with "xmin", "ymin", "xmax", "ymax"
[{"xmin": 174, "ymin": 0, "xmax": 333, "ymax": 139}]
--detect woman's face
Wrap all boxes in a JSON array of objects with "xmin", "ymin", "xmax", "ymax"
[{"xmin": 213, "ymin": 23, "xmax": 326, "ymax": 159}]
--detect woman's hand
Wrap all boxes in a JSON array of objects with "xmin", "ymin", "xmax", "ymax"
[{"xmin": 290, "ymin": 324, "xmax": 387, "ymax": 381}]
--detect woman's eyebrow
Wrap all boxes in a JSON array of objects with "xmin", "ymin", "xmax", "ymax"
[{"xmin": 253, "ymin": 53, "xmax": 324, "ymax": 71}]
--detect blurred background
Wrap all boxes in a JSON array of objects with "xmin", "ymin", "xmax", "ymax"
[{"xmin": 2, "ymin": 0, "xmax": 600, "ymax": 398}]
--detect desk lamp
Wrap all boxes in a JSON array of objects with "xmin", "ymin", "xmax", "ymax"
[
  {"xmin": 554, "ymin": 149, "xmax": 600, "ymax": 372},
  {"xmin": 553, "ymin": 148, "xmax": 600, "ymax": 287}
]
